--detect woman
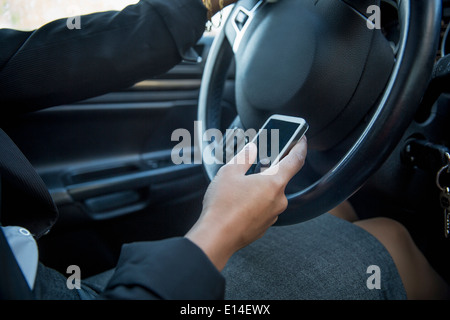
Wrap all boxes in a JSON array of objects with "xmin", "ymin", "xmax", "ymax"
[{"xmin": 0, "ymin": 0, "xmax": 447, "ymax": 300}]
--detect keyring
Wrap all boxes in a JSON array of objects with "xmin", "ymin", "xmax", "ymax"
[{"xmin": 436, "ymin": 152, "xmax": 450, "ymax": 191}]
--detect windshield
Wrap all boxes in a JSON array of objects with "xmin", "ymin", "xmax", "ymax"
[{"xmin": 0, "ymin": 0, "xmax": 138, "ymax": 30}]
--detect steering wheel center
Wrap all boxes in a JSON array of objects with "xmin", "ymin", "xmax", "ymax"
[{"xmin": 232, "ymin": 0, "xmax": 394, "ymax": 150}]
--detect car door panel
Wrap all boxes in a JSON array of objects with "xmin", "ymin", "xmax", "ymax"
[{"xmin": 2, "ymin": 35, "xmax": 236, "ymax": 276}]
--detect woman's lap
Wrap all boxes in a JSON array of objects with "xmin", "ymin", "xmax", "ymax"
[
  {"xmin": 222, "ymin": 213, "xmax": 406, "ymax": 300},
  {"xmin": 83, "ymin": 213, "xmax": 407, "ymax": 300}
]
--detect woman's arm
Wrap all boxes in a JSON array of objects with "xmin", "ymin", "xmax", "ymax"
[{"xmin": 0, "ymin": 0, "xmax": 236, "ymax": 115}]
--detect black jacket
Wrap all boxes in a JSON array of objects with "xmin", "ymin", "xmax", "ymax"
[
  {"xmin": 0, "ymin": 0, "xmax": 225, "ymax": 300},
  {"xmin": 0, "ymin": 0, "xmax": 204, "ymax": 114}
]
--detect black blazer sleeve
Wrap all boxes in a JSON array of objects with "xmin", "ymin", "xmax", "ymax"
[
  {"xmin": 0, "ymin": 0, "xmax": 207, "ymax": 115},
  {"xmin": 99, "ymin": 238, "xmax": 226, "ymax": 300}
]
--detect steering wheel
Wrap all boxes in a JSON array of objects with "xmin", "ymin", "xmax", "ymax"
[{"xmin": 198, "ymin": 0, "xmax": 441, "ymax": 225}]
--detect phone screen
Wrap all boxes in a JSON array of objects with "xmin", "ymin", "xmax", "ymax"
[{"xmin": 246, "ymin": 117, "xmax": 308, "ymax": 175}]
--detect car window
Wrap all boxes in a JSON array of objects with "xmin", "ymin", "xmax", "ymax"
[
  {"xmin": 0, "ymin": 0, "xmax": 231, "ymax": 34},
  {"xmin": 0, "ymin": 0, "xmax": 139, "ymax": 31}
]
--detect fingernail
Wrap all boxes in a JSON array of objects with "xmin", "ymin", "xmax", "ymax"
[{"xmin": 246, "ymin": 142, "xmax": 256, "ymax": 151}]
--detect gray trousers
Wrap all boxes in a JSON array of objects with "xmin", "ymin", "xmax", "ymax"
[
  {"xmin": 35, "ymin": 213, "xmax": 406, "ymax": 300},
  {"xmin": 222, "ymin": 213, "xmax": 406, "ymax": 300}
]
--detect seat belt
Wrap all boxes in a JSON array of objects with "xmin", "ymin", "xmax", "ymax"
[
  {"xmin": 0, "ymin": 128, "xmax": 58, "ymax": 239},
  {"xmin": 0, "ymin": 175, "xmax": 34, "ymax": 299},
  {"xmin": 0, "ymin": 129, "xmax": 59, "ymax": 299}
]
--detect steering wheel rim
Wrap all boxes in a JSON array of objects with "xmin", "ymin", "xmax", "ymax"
[{"xmin": 198, "ymin": 0, "xmax": 442, "ymax": 225}]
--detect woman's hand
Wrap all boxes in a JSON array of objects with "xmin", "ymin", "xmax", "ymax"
[
  {"xmin": 185, "ymin": 137, "xmax": 308, "ymax": 271},
  {"xmin": 203, "ymin": 0, "xmax": 239, "ymax": 19}
]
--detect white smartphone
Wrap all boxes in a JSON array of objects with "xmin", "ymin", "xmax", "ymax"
[{"xmin": 246, "ymin": 114, "xmax": 309, "ymax": 175}]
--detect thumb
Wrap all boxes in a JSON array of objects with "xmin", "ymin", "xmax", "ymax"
[{"xmin": 263, "ymin": 136, "xmax": 307, "ymax": 180}]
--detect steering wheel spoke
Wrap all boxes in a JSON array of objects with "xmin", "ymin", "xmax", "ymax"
[{"xmin": 223, "ymin": 0, "xmax": 265, "ymax": 53}]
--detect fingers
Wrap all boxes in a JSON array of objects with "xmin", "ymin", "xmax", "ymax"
[
  {"xmin": 263, "ymin": 136, "xmax": 307, "ymax": 181},
  {"xmin": 224, "ymin": 136, "xmax": 307, "ymax": 180},
  {"xmin": 277, "ymin": 136, "xmax": 308, "ymax": 180},
  {"xmin": 226, "ymin": 142, "xmax": 258, "ymax": 173}
]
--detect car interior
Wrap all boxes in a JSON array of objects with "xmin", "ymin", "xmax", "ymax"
[{"xmin": 1, "ymin": 0, "xmax": 450, "ymax": 297}]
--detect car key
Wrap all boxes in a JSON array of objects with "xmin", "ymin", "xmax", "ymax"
[
  {"xmin": 439, "ymin": 187, "xmax": 450, "ymax": 238},
  {"xmin": 445, "ymin": 209, "xmax": 450, "ymax": 239},
  {"xmin": 435, "ymin": 152, "xmax": 450, "ymax": 238}
]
